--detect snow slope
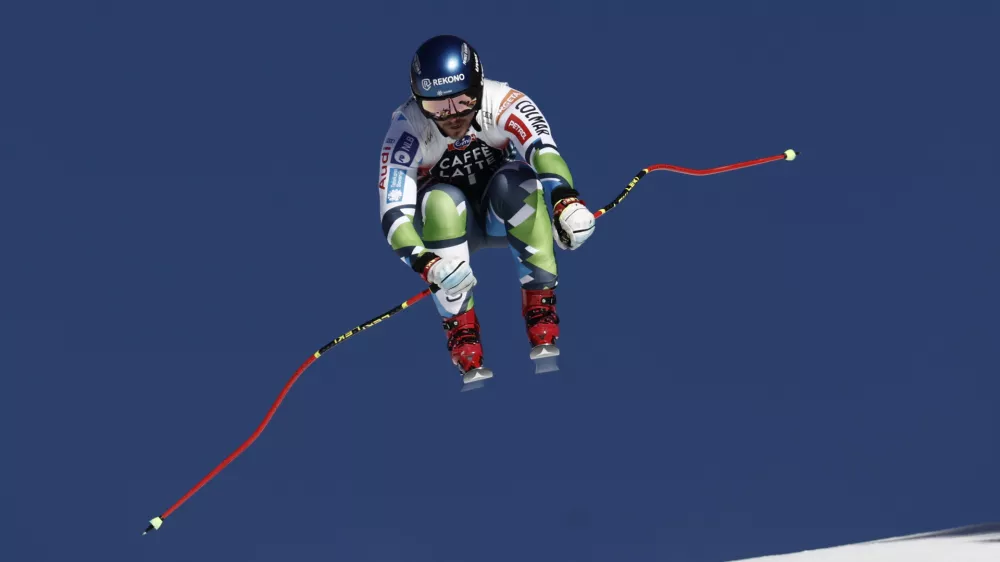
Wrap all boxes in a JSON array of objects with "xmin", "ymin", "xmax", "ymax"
[{"xmin": 733, "ymin": 523, "xmax": 1000, "ymax": 561}]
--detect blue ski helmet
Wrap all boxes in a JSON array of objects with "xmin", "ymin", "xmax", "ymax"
[{"xmin": 410, "ymin": 35, "xmax": 484, "ymax": 118}]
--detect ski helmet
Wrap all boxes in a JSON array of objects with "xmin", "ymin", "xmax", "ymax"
[{"xmin": 409, "ymin": 35, "xmax": 484, "ymax": 120}]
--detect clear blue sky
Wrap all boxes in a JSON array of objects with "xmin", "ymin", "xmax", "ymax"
[{"xmin": 3, "ymin": 2, "xmax": 998, "ymax": 561}]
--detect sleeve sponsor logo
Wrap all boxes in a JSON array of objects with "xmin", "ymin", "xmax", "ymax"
[
  {"xmin": 495, "ymin": 89, "xmax": 525, "ymax": 124},
  {"xmin": 393, "ymin": 132, "xmax": 419, "ymax": 165},
  {"xmin": 513, "ymin": 100, "xmax": 550, "ymax": 137},
  {"xmin": 378, "ymin": 145, "xmax": 391, "ymax": 189},
  {"xmin": 389, "ymin": 168, "xmax": 406, "ymax": 190},
  {"xmin": 386, "ymin": 169, "xmax": 406, "ymax": 203},
  {"xmin": 504, "ymin": 114, "xmax": 531, "ymax": 144}
]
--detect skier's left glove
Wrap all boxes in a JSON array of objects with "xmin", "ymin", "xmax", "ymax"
[
  {"xmin": 421, "ymin": 255, "xmax": 477, "ymax": 297},
  {"xmin": 552, "ymin": 197, "xmax": 596, "ymax": 250}
]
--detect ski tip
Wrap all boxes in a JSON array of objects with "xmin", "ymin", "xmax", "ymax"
[
  {"xmin": 143, "ymin": 516, "xmax": 163, "ymax": 535},
  {"xmin": 784, "ymin": 149, "xmax": 798, "ymax": 161}
]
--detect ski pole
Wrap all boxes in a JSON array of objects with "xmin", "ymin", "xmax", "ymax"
[
  {"xmin": 593, "ymin": 149, "xmax": 798, "ymax": 219},
  {"xmin": 143, "ymin": 286, "xmax": 438, "ymax": 535},
  {"xmin": 143, "ymin": 148, "xmax": 796, "ymax": 535}
]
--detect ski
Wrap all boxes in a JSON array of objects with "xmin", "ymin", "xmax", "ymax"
[
  {"xmin": 529, "ymin": 344, "xmax": 560, "ymax": 374},
  {"xmin": 460, "ymin": 367, "xmax": 493, "ymax": 391}
]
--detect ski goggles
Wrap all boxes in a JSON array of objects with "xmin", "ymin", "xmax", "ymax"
[{"xmin": 419, "ymin": 93, "xmax": 478, "ymax": 121}]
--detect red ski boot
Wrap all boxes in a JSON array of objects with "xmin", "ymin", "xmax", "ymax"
[
  {"xmin": 443, "ymin": 307, "xmax": 493, "ymax": 389},
  {"xmin": 521, "ymin": 288, "xmax": 561, "ymax": 373}
]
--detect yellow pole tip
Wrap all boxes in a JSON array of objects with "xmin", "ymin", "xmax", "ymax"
[{"xmin": 784, "ymin": 149, "xmax": 798, "ymax": 161}]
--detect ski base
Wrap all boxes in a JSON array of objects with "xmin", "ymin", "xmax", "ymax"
[{"xmin": 530, "ymin": 344, "xmax": 560, "ymax": 374}]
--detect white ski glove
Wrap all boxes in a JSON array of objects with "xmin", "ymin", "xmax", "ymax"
[
  {"xmin": 425, "ymin": 256, "xmax": 477, "ymax": 297},
  {"xmin": 552, "ymin": 197, "xmax": 596, "ymax": 250}
]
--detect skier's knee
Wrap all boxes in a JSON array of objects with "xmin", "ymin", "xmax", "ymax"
[
  {"xmin": 420, "ymin": 185, "xmax": 468, "ymax": 242},
  {"xmin": 487, "ymin": 162, "xmax": 541, "ymax": 214},
  {"xmin": 492, "ymin": 162, "xmax": 538, "ymax": 195}
]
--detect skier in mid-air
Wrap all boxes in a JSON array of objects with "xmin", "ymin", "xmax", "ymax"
[{"xmin": 378, "ymin": 35, "xmax": 597, "ymax": 388}]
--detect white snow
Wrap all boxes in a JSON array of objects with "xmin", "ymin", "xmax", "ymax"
[{"xmin": 732, "ymin": 523, "xmax": 1000, "ymax": 562}]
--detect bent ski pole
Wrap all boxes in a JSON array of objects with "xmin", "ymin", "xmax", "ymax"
[
  {"xmin": 593, "ymin": 149, "xmax": 798, "ymax": 219},
  {"xmin": 143, "ymin": 285, "xmax": 439, "ymax": 535},
  {"xmin": 143, "ymin": 148, "xmax": 796, "ymax": 535}
]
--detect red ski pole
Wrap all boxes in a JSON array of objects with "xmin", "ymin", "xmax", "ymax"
[
  {"xmin": 143, "ymin": 148, "xmax": 797, "ymax": 535},
  {"xmin": 142, "ymin": 288, "xmax": 437, "ymax": 535},
  {"xmin": 593, "ymin": 149, "xmax": 798, "ymax": 219}
]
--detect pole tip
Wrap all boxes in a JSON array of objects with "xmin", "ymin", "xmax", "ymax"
[
  {"xmin": 784, "ymin": 149, "xmax": 798, "ymax": 161},
  {"xmin": 143, "ymin": 516, "xmax": 163, "ymax": 535}
]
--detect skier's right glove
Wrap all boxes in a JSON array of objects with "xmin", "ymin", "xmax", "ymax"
[
  {"xmin": 552, "ymin": 197, "xmax": 596, "ymax": 251},
  {"xmin": 420, "ymin": 255, "xmax": 477, "ymax": 298}
]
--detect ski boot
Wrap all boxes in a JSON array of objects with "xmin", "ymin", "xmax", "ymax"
[
  {"xmin": 443, "ymin": 307, "xmax": 493, "ymax": 391},
  {"xmin": 522, "ymin": 288, "xmax": 561, "ymax": 374}
]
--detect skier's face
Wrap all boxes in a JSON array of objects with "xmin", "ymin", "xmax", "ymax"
[
  {"xmin": 420, "ymin": 93, "xmax": 477, "ymax": 139},
  {"xmin": 437, "ymin": 112, "xmax": 475, "ymax": 139}
]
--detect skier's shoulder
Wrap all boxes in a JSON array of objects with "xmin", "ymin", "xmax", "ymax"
[
  {"xmin": 481, "ymin": 77, "xmax": 533, "ymax": 126},
  {"xmin": 387, "ymin": 98, "xmax": 422, "ymax": 130},
  {"xmin": 385, "ymin": 97, "xmax": 433, "ymax": 145}
]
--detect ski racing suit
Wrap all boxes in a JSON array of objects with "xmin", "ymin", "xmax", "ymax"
[{"xmin": 378, "ymin": 78, "xmax": 582, "ymax": 318}]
